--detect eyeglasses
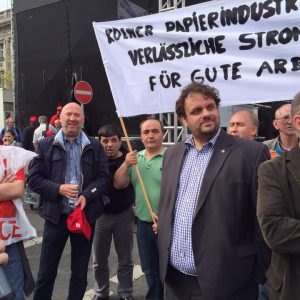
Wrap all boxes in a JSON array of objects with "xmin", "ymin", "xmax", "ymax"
[{"xmin": 275, "ymin": 115, "xmax": 291, "ymax": 121}]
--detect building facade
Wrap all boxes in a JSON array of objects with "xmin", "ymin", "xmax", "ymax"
[
  {"xmin": 0, "ymin": 8, "xmax": 14, "ymax": 128},
  {"xmin": 0, "ymin": 9, "xmax": 12, "ymax": 88}
]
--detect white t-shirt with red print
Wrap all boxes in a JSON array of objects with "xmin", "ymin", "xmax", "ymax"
[{"xmin": 0, "ymin": 147, "xmax": 37, "ymax": 246}]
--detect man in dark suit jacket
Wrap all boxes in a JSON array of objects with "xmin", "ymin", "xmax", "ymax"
[
  {"xmin": 257, "ymin": 92, "xmax": 300, "ymax": 300},
  {"xmin": 157, "ymin": 82, "xmax": 270, "ymax": 300}
]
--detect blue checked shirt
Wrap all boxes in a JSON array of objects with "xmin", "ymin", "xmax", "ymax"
[
  {"xmin": 170, "ymin": 128, "xmax": 221, "ymax": 275},
  {"xmin": 54, "ymin": 129, "xmax": 90, "ymax": 213}
]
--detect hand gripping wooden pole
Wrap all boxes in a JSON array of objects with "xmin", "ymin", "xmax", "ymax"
[{"xmin": 119, "ymin": 117, "xmax": 156, "ymax": 224}]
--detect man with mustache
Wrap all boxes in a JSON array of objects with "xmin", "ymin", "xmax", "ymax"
[
  {"xmin": 114, "ymin": 117, "xmax": 165, "ymax": 300},
  {"xmin": 157, "ymin": 83, "xmax": 271, "ymax": 300}
]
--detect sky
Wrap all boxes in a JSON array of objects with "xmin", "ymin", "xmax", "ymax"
[{"xmin": 0, "ymin": 0, "xmax": 11, "ymax": 12}]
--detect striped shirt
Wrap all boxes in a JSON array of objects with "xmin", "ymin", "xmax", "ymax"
[{"xmin": 170, "ymin": 128, "xmax": 220, "ymax": 275}]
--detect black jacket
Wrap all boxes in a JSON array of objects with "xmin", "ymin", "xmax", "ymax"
[
  {"xmin": 28, "ymin": 135, "xmax": 110, "ymax": 224},
  {"xmin": 158, "ymin": 130, "xmax": 271, "ymax": 299},
  {"xmin": 22, "ymin": 124, "xmax": 38, "ymax": 151}
]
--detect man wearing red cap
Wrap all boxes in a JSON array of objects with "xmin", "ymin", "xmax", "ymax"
[
  {"xmin": 49, "ymin": 105, "xmax": 63, "ymax": 126},
  {"xmin": 22, "ymin": 115, "xmax": 38, "ymax": 151}
]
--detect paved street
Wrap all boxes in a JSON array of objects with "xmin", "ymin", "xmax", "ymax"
[{"xmin": 23, "ymin": 203, "xmax": 148, "ymax": 300}]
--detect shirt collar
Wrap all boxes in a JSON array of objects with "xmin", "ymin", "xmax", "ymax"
[
  {"xmin": 54, "ymin": 129, "xmax": 90, "ymax": 150},
  {"xmin": 185, "ymin": 128, "xmax": 221, "ymax": 149},
  {"xmin": 138, "ymin": 147, "xmax": 166, "ymax": 158}
]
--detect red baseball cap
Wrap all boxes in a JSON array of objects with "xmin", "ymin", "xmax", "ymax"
[
  {"xmin": 66, "ymin": 207, "xmax": 91, "ymax": 240},
  {"xmin": 44, "ymin": 130, "xmax": 55, "ymax": 137},
  {"xmin": 56, "ymin": 105, "xmax": 63, "ymax": 111},
  {"xmin": 29, "ymin": 115, "xmax": 38, "ymax": 124}
]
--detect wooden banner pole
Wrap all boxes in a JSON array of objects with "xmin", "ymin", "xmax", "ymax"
[{"xmin": 119, "ymin": 117, "xmax": 156, "ymax": 224}]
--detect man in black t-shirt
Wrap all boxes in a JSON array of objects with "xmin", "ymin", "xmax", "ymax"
[{"xmin": 92, "ymin": 124, "xmax": 135, "ymax": 300}]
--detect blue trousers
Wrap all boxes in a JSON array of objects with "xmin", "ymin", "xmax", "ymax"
[
  {"xmin": 258, "ymin": 282, "xmax": 269, "ymax": 300},
  {"xmin": 136, "ymin": 219, "xmax": 163, "ymax": 300},
  {"xmin": 5, "ymin": 242, "xmax": 25, "ymax": 300},
  {"xmin": 33, "ymin": 215, "xmax": 94, "ymax": 300}
]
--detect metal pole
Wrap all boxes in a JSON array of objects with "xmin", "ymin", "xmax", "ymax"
[{"xmin": 158, "ymin": 0, "xmax": 186, "ymax": 144}]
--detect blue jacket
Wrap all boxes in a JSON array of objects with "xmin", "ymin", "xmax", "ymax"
[{"xmin": 27, "ymin": 135, "xmax": 110, "ymax": 224}]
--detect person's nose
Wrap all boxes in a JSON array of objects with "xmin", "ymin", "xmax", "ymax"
[
  {"xmin": 148, "ymin": 132, "xmax": 155, "ymax": 138},
  {"xmin": 69, "ymin": 114, "xmax": 76, "ymax": 121},
  {"xmin": 202, "ymin": 108, "xmax": 212, "ymax": 119},
  {"xmin": 228, "ymin": 125, "xmax": 237, "ymax": 133},
  {"xmin": 232, "ymin": 124, "xmax": 238, "ymax": 131}
]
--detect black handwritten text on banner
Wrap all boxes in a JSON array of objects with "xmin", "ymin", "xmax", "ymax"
[{"xmin": 93, "ymin": 0, "xmax": 299, "ymax": 117}]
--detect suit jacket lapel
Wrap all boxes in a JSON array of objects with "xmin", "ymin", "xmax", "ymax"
[
  {"xmin": 281, "ymin": 145, "xmax": 300, "ymax": 219},
  {"xmin": 286, "ymin": 145, "xmax": 300, "ymax": 187},
  {"xmin": 194, "ymin": 130, "xmax": 233, "ymax": 218},
  {"xmin": 169, "ymin": 142, "xmax": 186, "ymax": 208}
]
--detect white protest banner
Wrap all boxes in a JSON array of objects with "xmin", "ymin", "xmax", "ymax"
[{"xmin": 93, "ymin": 0, "xmax": 299, "ymax": 117}]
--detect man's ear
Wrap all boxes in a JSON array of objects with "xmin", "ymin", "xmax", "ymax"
[
  {"xmin": 181, "ymin": 116, "xmax": 187, "ymax": 126},
  {"xmin": 251, "ymin": 126, "xmax": 258, "ymax": 138},
  {"xmin": 293, "ymin": 115, "xmax": 300, "ymax": 132},
  {"xmin": 272, "ymin": 119, "xmax": 279, "ymax": 130}
]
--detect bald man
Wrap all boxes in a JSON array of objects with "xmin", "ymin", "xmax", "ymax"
[
  {"xmin": 228, "ymin": 110, "xmax": 259, "ymax": 140},
  {"xmin": 263, "ymin": 104, "xmax": 298, "ymax": 157},
  {"xmin": 28, "ymin": 103, "xmax": 109, "ymax": 300}
]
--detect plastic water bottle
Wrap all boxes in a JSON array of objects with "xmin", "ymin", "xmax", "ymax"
[
  {"xmin": 0, "ymin": 265, "xmax": 14, "ymax": 299},
  {"xmin": 69, "ymin": 178, "xmax": 79, "ymax": 210}
]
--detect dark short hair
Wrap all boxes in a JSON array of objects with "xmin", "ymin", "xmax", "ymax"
[
  {"xmin": 176, "ymin": 82, "xmax": 221, "ymax": 118},
  {"xmin": 98, "ymin": 124, "xmax": 121, "ymax": 140},
  {"xmin": 291, "ymin": 92, "xmax": 300, "ymax": 119},
  {"xmin": 139, "ymin": 117, "xmax": 164, "ymax": 133},
  {"xmin": 4, "ymin": 129, "xmax": 16, "ymax": 139}
]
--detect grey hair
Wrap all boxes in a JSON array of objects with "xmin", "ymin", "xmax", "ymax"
[
  {"xmin": 231, "ymin": 110, "xmax": 259, "ymax": 129},
  {"xmin": 38, "ymin": 115, "xmax": 47, "ymax": 124},
  {"xmin": 291, "ymin": 92, "xmax": 300, "ymax": 119}
]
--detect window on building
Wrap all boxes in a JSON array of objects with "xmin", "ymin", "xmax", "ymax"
[{"xmin": 0, "ymin": 43, "xmax": 3, "ymax": 59}]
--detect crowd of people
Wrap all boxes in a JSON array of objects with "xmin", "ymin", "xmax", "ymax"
[
  {"xmin": 0, "ymin": 105, "xmax": 64, "ymax": 149},
  {"xmin": 0, "ymin": 83, "xmax": 300, "ymax": 300}
]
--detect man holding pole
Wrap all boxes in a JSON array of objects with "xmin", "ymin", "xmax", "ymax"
[{"xmin": 114, "ymin": 117, "xmax": 165, "ymax": 300}]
